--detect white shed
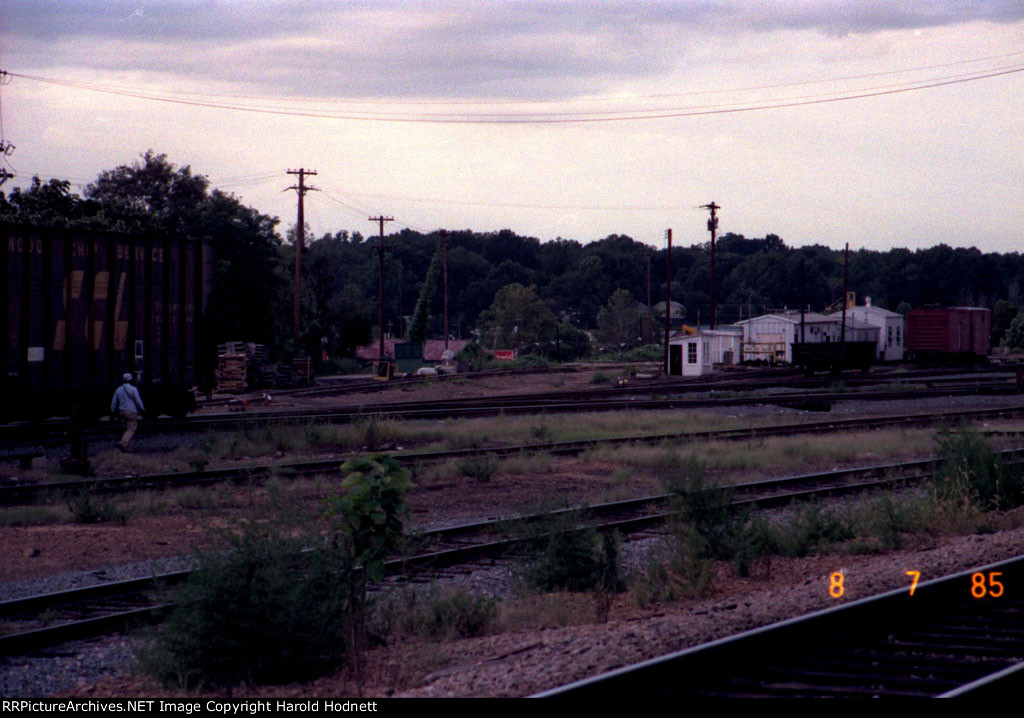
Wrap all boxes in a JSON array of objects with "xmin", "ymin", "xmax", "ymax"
[
  {"xmin": 830, "ymin": 298, "xmax": 904, "ymax": 361},
  {"xmin": 670, "ymin": 328, "xmax": 743, "ymax": 376}
]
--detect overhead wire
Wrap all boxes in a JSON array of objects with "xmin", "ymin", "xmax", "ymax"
[
  {"xmin": 5, "ymin": 62, "xmax": 1022, "ymax": 124},
  {"xmin": 7, "ymin": 49, "xmax": 1024, "ymax": 108}
]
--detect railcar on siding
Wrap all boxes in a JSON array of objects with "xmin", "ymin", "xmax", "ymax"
[
  {"xmin": 2, "ymin": 222, "xmax": 213, "ymax": 421},
  {"xmin": 905, "ymin": 307, "xmax": 990, "ymax": 364}
]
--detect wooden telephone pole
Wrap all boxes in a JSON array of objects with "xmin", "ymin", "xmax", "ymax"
[
  {"xmin": 368, "ymin": 215, "xmax": 394, "ymax": 363},
  {"xmin": 286, "ymin": 169, "xmax": 317, "ymax": 351},
  {"xmin": 664, "ymin": 228, "xmax": 672, "ymax": 374},
  {"xmin": 701, "ymin": 201, "xmax": 720, "ymax": 330}
]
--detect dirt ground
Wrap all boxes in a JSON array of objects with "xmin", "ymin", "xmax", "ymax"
[
  {"xmin": 61, "ymin": 521, "xmax": 1024, "ymax": 698},
  {"xmin": 5, "ymin": 364, "xmax": 1024, "ymax": 697}
]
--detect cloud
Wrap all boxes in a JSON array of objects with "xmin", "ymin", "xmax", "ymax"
[{"xmin": 4, "ymin": 1, "xmax": 1023, "ymax": 99}]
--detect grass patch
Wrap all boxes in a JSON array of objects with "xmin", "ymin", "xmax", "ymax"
[
  {"xmin": 0, "ymin": 505, "xmax": 66, "ymax": 527},
  {"xmin": 382, "ymin": 589, "xmax": 497, "ymax": 640}
]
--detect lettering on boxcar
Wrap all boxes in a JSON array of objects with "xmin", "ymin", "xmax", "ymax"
[
  {"xmin": 5, "ymin": 236, "xmax": 43, "ymax": 254},
  {"xmin": 113, "ymin": 272, "xmax": 128, "ymax": 350},
  {"xmin": 52, "ymin": 270, "xmax": 85, "ymax": 350},
  {"xmin": 91, "ymin": 272, "xmax": 110, "ymax": 350}
]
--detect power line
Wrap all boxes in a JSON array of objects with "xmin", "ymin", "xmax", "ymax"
[
  {"xmin": 7, "ymin": 49, "xmax": 1023, "ymax": 108},
  {"xmin": 5, "ymin": 64, "xmax": 1022, "ymax": 124}
]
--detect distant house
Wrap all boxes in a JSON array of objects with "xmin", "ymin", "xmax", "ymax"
[
  {"xmin": 355, "ymin": 339, "xmax": 469, "ymax": 363},
  {"xmin": 829, "ymin": 298, "xmax": 904, "ymax": 361}
]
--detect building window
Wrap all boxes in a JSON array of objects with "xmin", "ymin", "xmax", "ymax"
[
  {"xmin": 688, "ymin": 343, "xmax": 697, "ymax": 364},
  {"xmin": 896, "ymin": 326, "xmax": 901, "ymax": 345},
  {"xmin": 888, "ymin": 326, "xmax": 893, "ymax": 347}
]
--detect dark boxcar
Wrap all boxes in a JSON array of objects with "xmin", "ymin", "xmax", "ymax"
[
  {"xmin": 2, "ymin": 222, "xmax": 213, "ymax": 420},
  {"xmin": 792, "ymin": 341, "xmax": 875, "ymax": 374},
  {"xmin": 906, "ymin": 307, "xmax": 991, "ymax": 362}
]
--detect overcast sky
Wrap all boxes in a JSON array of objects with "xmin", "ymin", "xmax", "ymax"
[{"xmin": 2, "ymin": 0, "xmax": 1022, "ymax": 252}]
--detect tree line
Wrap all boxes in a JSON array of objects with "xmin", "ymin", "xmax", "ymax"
[{"xmin": 3, "ymin": 152, "xmax": 1024, "ymax": 364}]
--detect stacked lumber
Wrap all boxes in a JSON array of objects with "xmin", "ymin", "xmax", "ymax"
[
  {"xmin": 216, "ymin": 353, "xmax": 248, "ymax": 392},
  {"xmin": 292, "ymin": 357, "xmax": 312, "ymax": 385}
]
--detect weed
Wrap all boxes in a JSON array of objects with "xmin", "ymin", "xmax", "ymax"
[
  {"xmin": 516, "ymin": 508, "xmax": 622, "ymax": 594},
  {"xmin": 776, "ymin": 502, "xmax": 853, "ymax": 557},
  {"xmin": 65, "ymin": 488, "xmax": 128, "ymax": 524},
  {"xmin": 530, "ymin": 422, "xmax": 552, "ymax": 443},
  {"xmin": 932, "ymin": 428, "xmax": 1023, "ymax": 512},
  {"xmin": 386, "ymin": 589, "xmax": 497, "ymax": 640},
  {"xmin": 458, "ymin": 456, "xmax": 498, "ymax": 483},
  {"xmin": 590, "ymin": 372, "xmax": 611, "ymax": 384},
  {"xmin": 174, "ymin": 488, "xmax": 215, "ymax": 510}
]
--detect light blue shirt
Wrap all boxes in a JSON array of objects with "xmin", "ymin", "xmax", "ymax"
[{"xmin": 111, "ymin": 382, "xmax": 146, "ymax": 413}]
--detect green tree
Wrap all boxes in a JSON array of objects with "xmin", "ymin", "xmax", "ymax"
[
  {"xmin": 408, "ymin": 241, "xmax": 442, "ymax": 342},
  {"xmin": 83, "ymin": 152, "xmax": 282, "ymax": 347},
  {"xmin": 993, "ymin": 300, "xmax": 1020, "ymax": 346},
  {"xmin": 597, "ymin": 289, "xmax": 643, "ymax": 349},
  {"xmin": 1004, "ymin": 311, "xmax": 1024, "ymax": 349},
  {"xmin": 478, "ymin": 283, "xmax": 556, "ymax": 351}
]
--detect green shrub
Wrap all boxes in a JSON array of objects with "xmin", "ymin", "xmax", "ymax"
[
  {"xmin": 590, "ymin": 371, "xmax": 611, "ymax": 384},
  {"xmin": 144, "ymin": 454, "xmax": 414, "ymax": 691},
  {"xmin": 141, "ymin": 521, "xmax": 356, "ymax": 689}
]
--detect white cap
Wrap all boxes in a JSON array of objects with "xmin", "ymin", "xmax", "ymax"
[{"xmin": 122, "ymin": 373, "xmax": 133, "ymax": 382}]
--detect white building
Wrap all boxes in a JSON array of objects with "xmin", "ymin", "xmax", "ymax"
[
  {"xmin": 737, "ymin": 312, "xmax": 879, "ymax": 364},
  {"xmin": 829, "ymin": 298, "xmax": 905, "ymax": 362},
  {"xmin": 669, "ymin": 327, "xmax": 743, "ymax": 376}
]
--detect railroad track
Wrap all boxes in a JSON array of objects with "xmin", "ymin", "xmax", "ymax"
[
  {"xmin": 536, "ymin": 553, "xmax": 1024, "ymax": 698},
  {"xmin": 3, "ymin": 404, "xmax": 1024, "ymax": 505},
  {"xmin": 2, "ymin": 369, "xmax": 1019, "ymax": 444},
  {"xmin": 4, "ymin": 449, "xmax": 1023, "ymax": 657}
]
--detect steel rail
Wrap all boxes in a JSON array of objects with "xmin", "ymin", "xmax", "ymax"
[
  {"xmin": 2, "ymin": 369, "xmax": 1018, "ymax": 443},
  {"xmin": 4, "ymin": 404, "xmax": 1024, "ymax": 505},
  {"xmin": 534, "ymin": 554, "xmax": 1024, "ymax": 699},
  {"xmin": 4, "ymin": 451, "xmax": 1022, "ymax": 657}
]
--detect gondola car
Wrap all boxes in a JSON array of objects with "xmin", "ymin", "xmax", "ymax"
[{"xmin": 2, "ymin": 222, "xmax": 213, "ymax": 421}]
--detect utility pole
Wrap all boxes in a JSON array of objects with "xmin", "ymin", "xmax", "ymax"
[
  {"xmin": 701, "ymin": 202, "xmax": 720, "ymax": 330},
  {"xmin": 664, "ymin": 228, "xmax": 672, "ymax": 375},
  {"xmin": 286, "ymin": 168, "xmax": 318, "ymax": 352},
  {"xmin": 368, "ymin": 215, "xmax": 394, "ymax": 364},
  {"xmin": 440, "ymin": 229, "xmax": 450, "ymax": 351},
  {"xmin": 646, "ymin": 249, "xmax": 653, "ymax": 346},
  {"xmin": 397, "ymin": 264, "xmax": 404, "ymax": 338},
  {"xmin": 841, "ymin": 242, "xmax": 849, "ymax": 366}
]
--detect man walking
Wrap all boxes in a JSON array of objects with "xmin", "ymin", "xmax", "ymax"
[{"xmin": 110, "ymin": 373, "xmax": 145, "ymax": 452}]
